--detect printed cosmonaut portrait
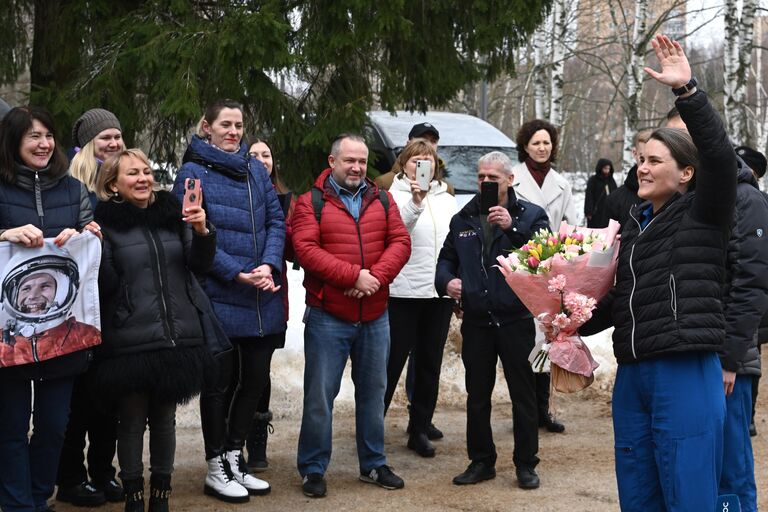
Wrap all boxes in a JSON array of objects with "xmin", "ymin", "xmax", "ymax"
[{"xmin": 0, "ymin": 243, "xmax": 101, "ymax": 367}]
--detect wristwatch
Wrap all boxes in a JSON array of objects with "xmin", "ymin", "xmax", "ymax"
[{"xmin": 672, "ymin": 77, "xmax": 698, "ymax": 96}]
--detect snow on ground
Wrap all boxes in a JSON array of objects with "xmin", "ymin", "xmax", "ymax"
[
  {"xmin": 178, "ymin": 172, "xmax": 618, "ymax": 426},
  {"xmin": 268, "ymin": 170, "xmax": 618, "ymax": 419},
  {"xmin": 266, "ymin": 266, "xmax": 617, "ymax": 421}
]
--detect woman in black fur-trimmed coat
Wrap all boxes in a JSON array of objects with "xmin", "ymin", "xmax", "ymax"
[{"xmin": 93, "ymin": 148, "xmax": 215, "ymax": 511}]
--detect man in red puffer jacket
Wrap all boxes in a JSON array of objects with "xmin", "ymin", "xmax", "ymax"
[{"xmin": 292, "ymin": 134, "xmax": 411, "ymax": 498}]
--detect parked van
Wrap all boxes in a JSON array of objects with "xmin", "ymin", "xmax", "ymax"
[{"xmin": 365, "ymin": 111, "xmax": 518, "ymax": 206}]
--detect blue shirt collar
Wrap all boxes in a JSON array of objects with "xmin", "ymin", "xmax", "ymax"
[
  {"xmin": 328, "ymin": 174, "xmax": 368, "ymax": 198},
  {"xmin": 639, "ymin": 204, "xmax": 654, "ymax": 229}
]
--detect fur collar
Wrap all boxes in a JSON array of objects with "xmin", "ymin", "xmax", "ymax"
[{"xmin": 95, "ymin": 190, "xmax": 183, "ymax": 231}]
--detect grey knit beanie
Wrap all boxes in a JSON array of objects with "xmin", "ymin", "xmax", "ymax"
[
  {"xmin": 0, "ymin": 98, "xmax": 10, "ymax": 122},
  {"xmin": 72, "ymin": 108, "xmax": 122, "ymax": 147}
]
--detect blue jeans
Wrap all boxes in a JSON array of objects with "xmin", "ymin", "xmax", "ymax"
[
  {"xmin": 297, "ymin": 307, "xmax": 389, "ymax": 476},
  {"xmin": 0, "ymin": 376, "xmax": 75, "ymax": 512},
  {"xmin": 612, "ymin": 352, "xmax": 725, "ymax": 512},
  {"xmin": 719, "ymin": 374, "xmax": 756, "ymax": 512}
]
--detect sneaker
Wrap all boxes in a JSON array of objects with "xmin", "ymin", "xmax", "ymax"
[
  {"xmin": 749, "ymin": 421, "xmax": 757, "ymax": 437},
  {"xmin": 359, "ymin": 465, "xmax": 404, "ymax": 490},
  {"xmin": 94, "ymin": 477, "xmax": 124, "ymax": 502},
  {"xmin": 301, "ymin": 473, "xmax": 327, "ymax": 498},
  {"xmin": 516, "ymin": 466, "xmax": 540, "ymax": 489},
  {"xmin": 224, "ymin": 450, "xmax": 271, "ymax": 496},
  {"xmin": 56, "ymin": 481, "xmax": 106, "ymax": 506},
  {"xmin": 452, "ymin": 461, "xmax": 496, "ymax": 485}
]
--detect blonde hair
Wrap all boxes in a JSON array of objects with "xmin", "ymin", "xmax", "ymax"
[
  {"xmin": 391, "ymin": 138, "xmax": 442, "ymax": 182},
  {"xmin": 195, "ymin": 115, "xmax": 206, "ymax": 138},
  {"xmin": 95, "ymin": 148, "xmax": 154, "ymax": 202},
  {"xmin": 634, "ymin": 129, "xmax": 653, "ymax": 146},
  {"xmin": 69, "ymin": 140, "xmax": 101, "ymax": 192}
]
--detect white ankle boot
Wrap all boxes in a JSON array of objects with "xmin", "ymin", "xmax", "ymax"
[
  {"xmin": 224, "ymin": 450, "xmax": 271, "ymax": 495},
  {"xmin": 204, "ymin": 455, "xmax": 250, "ymax": 503}
]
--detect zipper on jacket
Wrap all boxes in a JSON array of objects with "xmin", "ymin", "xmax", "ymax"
[
  {"xmin": 34, "ymin": 172, "xmax": 45, "ymax": 227},
  {"xmin": 147, "ymin": 229, "xmax": 176, "ymax": 346},
  {"xmin": 473, "ymin": 221, "xmax": 495, "ymax": 325},
  {"xmin": 425, "ymin": 194, "xmax": 440, "ymax": 292},
  {"xmin": 355, "ymin": 219, "xmax": 366, "ymax": 322},
  {"xmin": 627, "ymin": 207, "xmax": 668, "ymax": 360},
  {"xmin": 627, "ymin": 209, "xmax": 645, "ymax": 360},
  {"xmin": 668, "ymin": 273, "xmax": 678, "ymax": 320},
  {"xmin": 628, "ymin": 243, "xmax": 639, "ymax": 360},
  {"xmin": 475, "ymin": 225, "xmax": 489, "ymax": 280},
  {"xmin": 246, "ymin": 174, "xmax": 264, "ymax": 337},
  {"xmin": 30, "ymin": 334, "xmax": 39, "ymax": 363}
]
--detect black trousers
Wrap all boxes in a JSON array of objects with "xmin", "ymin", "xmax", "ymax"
[
  {"xmin": 200, "ymin": 337, "xmax": 277, "ymax": 459},
  {"xmin": 536, "ymin": 372, "xmax": 552, "ymax": 418},
  {"xmin": 384, "ymin": 297, "xmax": 453, "ymax": 432},
  {"xmin": 460, "ymin": 317, "xmax": 539, "ymax": 469},
  {"xmin": 116, "ymin": 393, "xmax": 176, "ymax": 480},
  {"xmin": 57, "ymin": 372, "xmax": 118, "ymax": 488}
]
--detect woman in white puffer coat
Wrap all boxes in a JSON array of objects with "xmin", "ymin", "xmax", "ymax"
[{"xmin": 383, "ymin": 138, "xmax": 458, "ymax": 458}]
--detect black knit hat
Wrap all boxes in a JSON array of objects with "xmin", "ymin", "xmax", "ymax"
[
  {"xmin": 408, "ymin": 122, "xmax": 439, "ymax": 140},
  {"xmin": 735, "ymin": 145, "xmax": 767, "ymax": 178},
  {"xmin": 72, "ymin": 108, "xmax": 122, "ymax": 147}
]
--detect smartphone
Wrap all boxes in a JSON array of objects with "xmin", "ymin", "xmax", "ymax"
[
  {"xmin": 415, "ymin": 160, "xmax": 432, "ymax": 190},
  {"xmin": 183, "ymin": 178, "xmax": 202, "ymax": 211},
  {"xmin": 480, "ymin": 181, "xmax": 498, "ymax": 215}
]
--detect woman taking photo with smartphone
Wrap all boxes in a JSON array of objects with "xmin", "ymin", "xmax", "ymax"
[
  {"xmin": 0, "ymin": 106, "xmax": 101, "ymax": 512},
  {"xmin": 93, "ymin": 148, "xmax": 215, "ymax": 512},
  {"xmin": 174, "ymin": 100, "xmax": 285, "ymax": 503},
  {"xmin": 383, "ymin": 138, "xmax": 458, "ymax": 458}
]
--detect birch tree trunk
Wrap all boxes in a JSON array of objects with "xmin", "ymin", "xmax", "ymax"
[
  {"xmin": 549, "ymin": 0, "xmax": 567, "ymax": 127},
  {"xmin": 755, "ymin": 19, "xmax": 768, "ymax": 152},
  {"xmin": 723, "ymin": 0, "xmax": 757, "ymax": 146},
  {"xmin": 620, "ymin": 0, "xmax": 648, "ymax": 171},
  {"xmin": 533, "ymin": 25, "xmax": 548, "ymax": 119}
]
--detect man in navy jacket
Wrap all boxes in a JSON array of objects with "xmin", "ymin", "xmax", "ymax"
[{"xmin": 435, "ymin": 151, "xmax": 550, "ymax": 490}]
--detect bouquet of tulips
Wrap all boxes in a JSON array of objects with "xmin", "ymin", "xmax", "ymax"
[{"xmin": 496, "ymin": 220, "xmax": 620, "ymax": 392}]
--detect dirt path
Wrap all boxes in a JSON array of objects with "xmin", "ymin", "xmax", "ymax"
[{"xmin": 56, "ymin": 369, "xmax": 768, "ymax": 512}]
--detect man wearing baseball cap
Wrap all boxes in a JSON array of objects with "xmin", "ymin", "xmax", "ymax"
[{"xmin": 407, "ymin": 122, "xmax": 440, "ymax": 147}]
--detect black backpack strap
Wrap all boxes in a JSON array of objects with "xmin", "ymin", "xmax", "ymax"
[
  {"xmin": 311, "ymin": 187, "xmax": 324, "ymax": 223},
  {"xmin": 311, "ymin": 186, "xmax": 388, "ymax": 224},
  {"xmin": 378, "ymin": 189, "xmax": 389, "ymax": 215}
]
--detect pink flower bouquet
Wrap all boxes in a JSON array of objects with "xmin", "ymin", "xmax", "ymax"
[{"xmin": 496, "ymin": 220, "xmax": 621, "ymax": 392}]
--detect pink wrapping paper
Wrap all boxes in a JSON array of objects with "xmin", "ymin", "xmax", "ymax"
[{"xmin": 495, "ymin": 220, "xmax": 620, "ymax": 377}]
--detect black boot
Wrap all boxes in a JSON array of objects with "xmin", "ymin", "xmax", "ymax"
[
  {"xmin": 122, "ymin": 477, "xmax": 144, "ymax": 512},
  {"xmin": 148, "ymin": 473, "xmax": 171, "ymax": 512},
  {"xmin": 246, "ymin": 410, "xmax": 273, "ymax": 472}
]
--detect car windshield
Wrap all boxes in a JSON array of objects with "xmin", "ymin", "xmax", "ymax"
[{"xmin": 432, "ymin": 146, "xmax": 519, "ymax": 193}]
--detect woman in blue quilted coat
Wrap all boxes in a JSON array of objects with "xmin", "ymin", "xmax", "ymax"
[{"xmin": 173, "ymin": 99, "xmax": 285, "ymax": 502}]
